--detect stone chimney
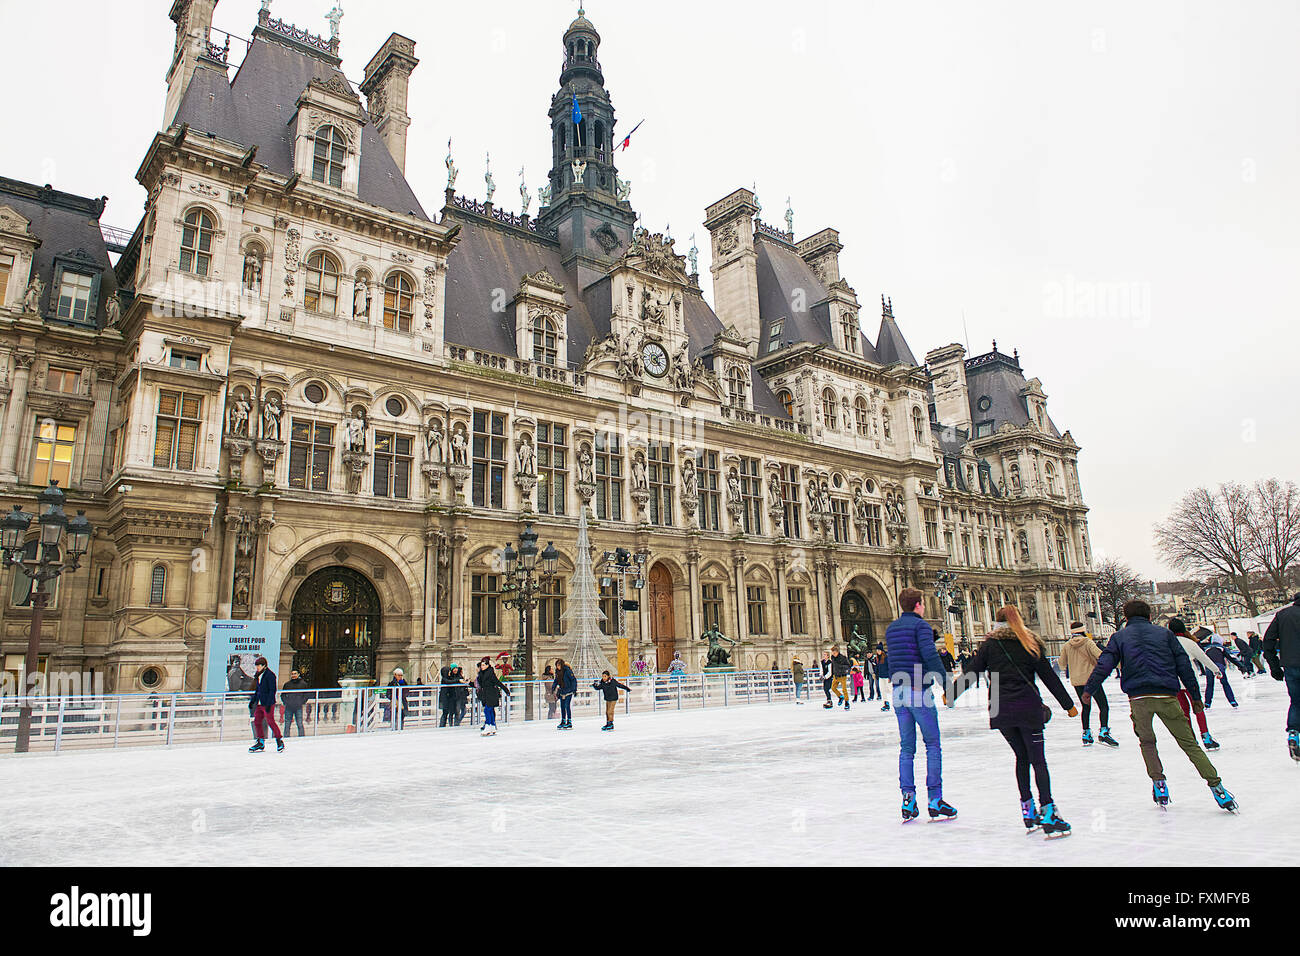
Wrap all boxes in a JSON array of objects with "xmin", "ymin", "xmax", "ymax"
[
  {"xmin": 704, "ymin": 188, "xmax": 761, "ymax": 356},
  {"xmin": 361, "ymin": 34, "xmax": 419, "ymax": 175},
  {"xmin": 797, "ymin": 228, "xmax": 843, "ymax": 286},
  {"xmin": 926, "ymin": 344, "xmax": 972, "ymax": 433},
  {"xmin": 164, "ymin": 0, "xmax": 221, "ymax": 128}
]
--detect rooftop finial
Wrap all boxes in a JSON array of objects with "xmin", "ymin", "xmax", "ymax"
[
  {"xmin": 882, "ymin": 294, "xmax": 894, "ymax": 318},
  {"xmin": 992, "ymin": 339, "xmax": 998, "ymax": 353}
]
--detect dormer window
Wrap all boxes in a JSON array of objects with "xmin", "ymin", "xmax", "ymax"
[
  {"xmin": 312, "ymin": 126, "xmax": 348, "ymax": 188},
  {"xmin": 169, "ymin": 351, "xmax": 201, "ymax": 372},
  {"xmin": 728, "ymin": 367, "xmax": 749, "ymax": 409},
  {"xmin": 533, "ymin": 315, "xmax": 559, "ymax": 366},
  {"xmin": 180, "ymin": 209, "xmax": 215, "ymax": 277},
  {"xmin": 55, "ymin": 271, "xmax": 95, "ymax": 322},
  {"xmin": 840, "ymin": 313, "xmax": 858, "ymax": 353}
]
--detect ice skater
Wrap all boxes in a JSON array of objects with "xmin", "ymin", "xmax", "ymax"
[
  {"xmin": 873, "ymin": 646, "xmax": 890, "ymax": 711},
  {"xmin": 552, "ymin": 658, "xmax": 577, "ymax": 730},
  {"xmin": 1201, "ymin": 634, "xmax": 1239, "ymax": 709},
  {"xmin": 791, "ymin": 657, "xmax": 806, "ymax": 704},
  {"xmin": 475, "ymin": 658, "xmax": 508, "ymax": 737},
  {"xmin": 593, "ymin": 671, "xmax": 632, "ymax": 731},
  {"xmin": 1262, "ymin": 593, "xmax": 1300, "ymax": 760},
  {"xmin": 885, "ymin": 588, "xmax": 956, "ymax": 822},
  {"xmin": 819, "ymin": 652, "xmax": 834, "ymax": 708},
  {"xmin": 851, "ymin": 665, "xmax": 866, "ymax": 702},
  {"xmin": 1168, "ymin": 618, "xmax": 1222, "ymax": 750},
  {"xmin": 1058, "ymin": 622, "xmax": 1117, "ymax": 748},
  {"xmin": 281, "ymin": 669, "xmax": 309, "ymax": 738},
  {"xmin": 248, "ymin": 657, "xmax": 284, "ymax": 754},
  {"xmin": 1083, "ymin": 600, "xmax": 1235, "ymax": 812},
  {"xmin": 953, "ymin": 606, "xmax": 1078, "ymax": 837},
  {"xmin": 828, "ymin": 645, "xmax": 852, "ymax": 710}
]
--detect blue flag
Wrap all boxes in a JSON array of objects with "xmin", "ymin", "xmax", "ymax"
[{"xmin": 572, "ymin": 95, "xmax": 583, "ymax": 126}]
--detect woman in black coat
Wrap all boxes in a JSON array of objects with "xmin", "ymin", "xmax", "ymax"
[
  {"xmin": 474, "ymin": 659, "xmax": 508, "ymax": 737},
  {"xmin": 954, "ymin": 605, "xmax": 1078, "ymax": 836}
]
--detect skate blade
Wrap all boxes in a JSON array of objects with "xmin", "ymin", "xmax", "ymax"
[
  {"xmin": 928, "ymin": 816, "xmax": 958, "ymax": 823},
  {"xmin": 1044, "ymin": 830, "xmax": 1072, "ymax": 839}
]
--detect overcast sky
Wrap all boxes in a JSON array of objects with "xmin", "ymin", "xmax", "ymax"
[{"xmin": 2, "ymin": 0, "xmax": 1296, "ymax": 580}]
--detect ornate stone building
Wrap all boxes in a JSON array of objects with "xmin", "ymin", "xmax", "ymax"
[{"xmin": 0, "ymin": 3, "xmax": 1096, "ymax": 693}]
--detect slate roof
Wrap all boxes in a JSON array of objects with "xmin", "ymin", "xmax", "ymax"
[
  {"xmin": 173, "ymin": 33, "xmax": 429, "ymax": 221},
  {"xmin": 964, "ymin": 351, "xmax": 1061, "ymax": 437},
  {"xmin": 875, "ymin": 314, "xmax": 918, "ymax": 367},
  {"xmin": 0, "ymin": 176, "xmax": 117, "ymax": 328}
]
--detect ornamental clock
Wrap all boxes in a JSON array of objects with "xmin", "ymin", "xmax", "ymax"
[{"xmin": 642, "ymin": 342, "xmax": 669, "ymax": 378}]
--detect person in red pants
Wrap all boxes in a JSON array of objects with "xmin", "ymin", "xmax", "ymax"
[
  {"xmin": 249, "ymin": 656, "xmax": 284, "ymax": 754},
  {"xmin": 1168, "ymin": 619, "xmax": 1221, "ymax": 750}
]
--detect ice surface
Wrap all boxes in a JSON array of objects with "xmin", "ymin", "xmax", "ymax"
[{"xmin": 0, "ymin": 679, "xmax": 1293, "ymax": 866}]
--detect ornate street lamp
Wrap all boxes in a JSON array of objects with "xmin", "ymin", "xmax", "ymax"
[
  {"xmin": 501, "ymin": 524, "xmax": 559, "ymax": 720},
  {"xmin": 3, "ymin": 482, "xmax": 92, "ymax": 753}
]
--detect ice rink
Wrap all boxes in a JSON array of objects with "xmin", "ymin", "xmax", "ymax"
[{"xmin": 1, "ymin": 678, "xmax": 1293, "ymax": 866}]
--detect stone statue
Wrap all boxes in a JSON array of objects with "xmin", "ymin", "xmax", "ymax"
[
  {"xmin": 104, "ymin": 293, "xmax": 121, "ymax": 328},
  {"xmin": 261, "ymin": 394, "xmax": 283, "ymax": 442},
  {"xmin": 326, "ymin": 1, "xmax": 343, "ymax": 41},
  {"xmin": 887, "ymin": 494, "xmax": 905, "ymax": 526},
  {"xmin": 688, "ymin": 235, "xmax": 698, "ymax": 275},
  {"xmin": 767, "ymin": 472, "xmax": 783, "ymax": 513},
  {"xmin": 699, "ymin": 624, "xmax": 738, "ymax": 668},
  {"xmin": 726, "ymin": 470, "xmax": 742, "ymax": 508},
  {"xmin": 616, "ymin": 176, "xmax": 631, "ymax": 201},
  {"xmin": 516, "ymin": 436, "xmax": 536, "ymax": 477},
  {"xmin": 672, "ymin": 341, "xmax": 693, "ymax": 390},
  {"xmin": 343, "ymin": 409, "xmax": 367, "ymax": 453},
  {"xmin": 577, "ymin": 449, "xmax": 594, "ymax": 485},
  {"xmin": 806, "ymin": 482, "xmax": 823, "ymax": 517},
  {"xmin": 242, "ymin": 253, "xmax": 262, "ymax": 292},
  {"xmin": 353, "ymin": 278, "xmax": 370, "ymax": 319},
  {"xmin": 853, "ymin": 487, "xmax": 869, "ymax": 523},
  {"xmin": 485, "ymin": 153, "xmax": 495, "ymax": 204},
  {"xmin": 451, "ymin": 428, "xmax": 469, "ymax": 466},
  {"xmin": 426, "ymin": 420, "xmax": 444, "ymax": 464},
  {"xmin": 681, "ymin": 458, "xmax": 698, "ymax": 499},
  {"xmin": 538, "ymin": 184, "xmax": 552, "ymax": 208},
  {"xmin": 227, "ymin": 395, "xmax": 252, "ymax": 438},
  {"xmin": 785, "ymin": 197, "xmax": 794, "ymax": 235},
  {"xmin": 631, "ymin": 451, "xmax": 648, "ymax": 491},
  {"xmin": 1018, "ymin": 531, "xmax": 1030, "ymax": 563},
  {"xmin": 445, "ymin": 139, "xmax": 458, "ymax": 189},
  {"xmin": 22, "ymin": 275, "xmax": 43, "ymax": 313},
  {"xmin": 519, "ymin": 167, "xmax": 531, "ymax": 216},
  {"xmin": 234, "ymin": 568, "xmax": 251, "ymax": 608},
  {"xmin": 572, "ymin": 159, "xmax": 587, "ymax": 185}
]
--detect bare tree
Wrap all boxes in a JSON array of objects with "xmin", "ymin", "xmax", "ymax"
[
  {"xmin": 1153, "ymin": 483, "xmax": 1259, "ymax": 616},
  {"xmin": 1094, "ymin": 558, "xmax": 1150, "ymax": 625},
  {"xmin": 1248, "ymin": 479, "xmax": 1300, "ymax": 599}
]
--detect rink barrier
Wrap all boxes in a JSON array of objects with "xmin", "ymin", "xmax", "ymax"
[{"xmin": 0, "ymin": 669, "xmax": 815, "ymax": 756}]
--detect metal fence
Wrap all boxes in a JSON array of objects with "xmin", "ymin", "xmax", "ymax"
[{"xmin": 0, "ymin": 670, "xmax": 809, "ymax": 756}]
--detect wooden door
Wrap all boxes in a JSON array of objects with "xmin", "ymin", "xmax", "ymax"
[{"xmin": 649, "ymin": 565, "xmax": 676, "ymax": 671}]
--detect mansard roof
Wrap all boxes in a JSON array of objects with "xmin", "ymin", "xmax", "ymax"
[
  {"xmin": 173, "ymin": 35, "xmax": 429, "ymax": 221},
  {"xmin": 960, "ymin": 348, "xmax": 1062, "ymax": 438}
]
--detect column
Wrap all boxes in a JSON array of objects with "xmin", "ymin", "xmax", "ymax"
[
  {"xmin": 450, "ymin": 529, "xmax": 467, "ymax": 649},
  {"xmin": 827, "ymin": 554, "xmax": 842, "ymax": 643},
  {"xmin": 217, "ymin": 509, "xmax": 240, "ymax": 619},
  {"xmin": 732, "ymin": 550, "xmax": 747, "ymax": 653},
  {"xmin": 251, "ymin": 513, "xmax": 275, "ymax": 620},
  {"xmin": 774, "ymin": 553, "xmax": 790, "ymax": 646},
  {"xmin": 422, "ymin": 529, "xmax": 438, "ymax": 648},
  {"xmin": 0, "ymin": 352, "xmax": 34, "ymax": 482},
  {"xmin": 686, "ymin": 546, "xmax": 701, "ymax": 648}
]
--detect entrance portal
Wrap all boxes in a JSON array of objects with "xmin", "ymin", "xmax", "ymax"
[
  {"xmin": 289, "ymin": 567, "xmax": 381, "ymax": 688},
  {"xmin": 840, "ymin": 589, "xmax": 875, "ymax": 656},
  {"xmin": 648, "ymin": 564, "xmax": 676, "ymax": 671}
]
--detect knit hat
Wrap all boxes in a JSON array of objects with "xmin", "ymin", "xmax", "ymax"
[{"xmin": 1070, "ymin": 622, "xmax": 1088, "ymax": 635}]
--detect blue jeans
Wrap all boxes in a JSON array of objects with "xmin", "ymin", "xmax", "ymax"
[
  {"xmin": 1285, "ymin": 668, "xmax": 1300, "ymax": 732},
  {"xmin": 483, "ymin": 705, "xmax": 497, "ymax": 727},
  {"xmin": 794, "ymin": 681, "xmax": 804, "ymax": 700},
  {"xmin": 559, "ymin": 695, "xmax": 573, "ymax": 723},
  {"xmin": 896, "ymin": 703, "xmax": 943, "ymax": 800},
  {"xmin": 1206, "ymin": 671, "xmax": 1236, "ymax": 707}
]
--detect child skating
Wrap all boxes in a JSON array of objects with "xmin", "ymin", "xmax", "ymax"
[{"xmin": 593, "ymin": 671, "xmax": 632, "ymax": 731}]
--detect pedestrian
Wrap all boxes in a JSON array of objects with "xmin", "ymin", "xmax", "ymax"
[
  {"xmin": 1262, "ymin": 593, "xmax": 1300, "ymax": 761},
  {"xmin": 248, "ymin": 657, "xmax": 284, "ymax": 754},
  {"xmin": 819, "ymin": 652, "xmax": 833, "ymax": 708},
  {"xmin": 885, "ymin": 588, "xmax": 957, "ymax": 822},
  {"xmin": 828, "ymin": 645, "xmax": 852, "ymax": 710},
  {"xmin": 952, "ymin": 606, "xmax": 1079, "ymax": 836},
  {"xmin": 1082, "ymin": 600, "xmax": 1236, "ymax": 811},
  {"xmin": 386, "ymin": 668, "xmax": 410, "ymax": 730},
  {"xmin": 1167, "ymin": 618, "xmax": 1221, "ymax": 750},
  {"xmin": 543, "ymin": 665, "xmax": 559, "ymax": 720},
  {"xmin": 475, "ymin": 658, "xmax": 508, "ymax": 737},
  {"xmin": 592, "ymin": 671, "xmax": 632, "ymax": 731},
  {"xmin": 1201, "ymin": 634, "xmax": 1239, "ymax": 709},
  {"xmin": 552, "ymin": 657, "xmax": 577, "ymax": 730},
  {"xmin": 1058, "ymin": 622, "xmax": 1118, "ymax": 748},
  {"xmin": 873, "ymin": 646, "xmax": 890, "ymax": 711},
  {"xmin": 437, "ymin": 664, "xmax": 456, "ymax": 727},
  {"xmin": 791, "ymin": 657, "xmax": 806, "ymax": 704},
  {"xmin": 936, "ymin": 633, "xmax": 956, "ymax": 675},
  {"xmin": 451, "ymin": 665, "xmax": 469, "ymax": 725},
  {"xmin": 851, "ymin": 665, "xmax": 866, "ymax": 702},
  {"xmin": 281, "ymin": 669, "xmax": 309, "ymax": 738}
]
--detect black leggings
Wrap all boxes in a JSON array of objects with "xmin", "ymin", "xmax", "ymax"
[
  {"xmin": 1073, "ymin": 684, "xmax": 1109, "ymax": 729},
  {"xmin": 999, "ymin": 725, "xmax": 1053, "ymax": 806}
]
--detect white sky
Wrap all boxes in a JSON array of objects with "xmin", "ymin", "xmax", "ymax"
[{"xmin": 1, "ymin": 0, "xmax": 1296, "ymax": 580}]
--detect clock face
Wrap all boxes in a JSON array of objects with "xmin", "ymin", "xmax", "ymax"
[{"xmin": 643, "ymin": 342, "xmax": 670, "ymax": 377}]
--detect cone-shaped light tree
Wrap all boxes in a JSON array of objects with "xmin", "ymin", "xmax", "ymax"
[{"xmin": 562, "ymin": 507, "xmax": 615, "ymax": 683}]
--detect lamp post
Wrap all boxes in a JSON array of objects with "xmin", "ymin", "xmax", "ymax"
[
  {"xmin": 600, "ymin": 548, "xmax": 647, "ymax": 645},
  {"xmin": 935, "ymin": 569, "xmax": 959, "ymax": 646},
  {"xmin": 501, "ymin": 524, "xmax": 559, "ymax": 721},
  {"xmin": 1077, "ymin": 582, "xmax": 1098, "ymax": 633},
  {"xmin": 2, "ymin": 481, "xmax": 92, "ymax": 754}
]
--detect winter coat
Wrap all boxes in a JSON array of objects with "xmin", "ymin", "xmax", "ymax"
[
  {"xmin": 250, "ymin": 669, "xmax": 277, "ymax": 710},
  {"xmin": 553, "ymin": 665, "xmax": 578, "ymax": 698},
  {"xmin": 1234, "ymin": 637, "xmax": 1252, "ymax": 658},
  {"xmin": 1202, "ymin": 642, "xmax": 1230, "ymax": 671},
  {"xmin": 437, "ymin": 667, "xmax": 456, "ymax": 708},
  {"xmin": 938, "ymin": 650, "xmax": 956, "ymax": 674},
  {"xmin": 1249, "ymin": 633, "xmax": 1264, "ymax": 655},
  {"xmin": 884, "ymin": 612, "xmax": 946, "ymax": 702},
  {"xmin": 819, "ymin": 659, "xmax": 833, "ymax": 684},
  {"xmin": 1086, "ymin": 617, "xmax": 1201, "ymax": 701},
  {"xmin": 476, "ymin": 668, "xmax": 507, "ymax": 708},
  {"xmin": 851, "ymin": 670, "xmax": 864, "ymax": 690},
  {"xmin": 281, "ymin": 677, "xmax": 310, "ymax": 711},
  {"xmin": 1058, "ymin": 634, "xmax": 1102, "ymax": 686},
  {"xmin": 1264, "ymin": 602, "xmax": 1300, "ymax": 670},
  {"xmin": 593, "ymin": 677, "xmax": 631, "ymax": 702},
  {"xmin": 791, "ymin": 661, "xmax": 805, "ymax": 683},
  {"xmin": 830, "ymin": 653, "xmax": 853, "ymax": 677},
  {"xmin": 1177, "ymin": 637, "xmax": 1220, "ymax": 678},
  {"xmin": 955, "ymin": 629, "xmax": 1076, "ymax": 730},
  {"xmin": 387, "ymin": 678, "xmax": 410, "ymax": 716}
]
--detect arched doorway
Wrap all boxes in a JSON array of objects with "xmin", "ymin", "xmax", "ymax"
[
  {"xmin": 648, "ymin": 564, "xmax": 676, "ymax": 671},
  {"xmin": 840, "ymin": 589, "xmax": 875, "ymax": 654},
  {"xmin": 290, "ymin": 567, "xmax": 381, "ymax": 688}
]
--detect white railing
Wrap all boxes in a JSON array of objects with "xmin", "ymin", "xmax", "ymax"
[{"xmin": 0, "ymin": 670, "xmax": 809, "ymax": 756}]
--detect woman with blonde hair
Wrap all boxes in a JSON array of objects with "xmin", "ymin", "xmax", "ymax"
[{"xmin": 953, "ymin": 605, "xmax": 1079, "ymax": 837}]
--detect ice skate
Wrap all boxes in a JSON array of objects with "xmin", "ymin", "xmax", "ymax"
[
  {"xmin": 1210, "ymin": 784, "xmax": 1238, "ymax": 813},
  {"xmin": 823, "ymin": 702, "xmax": 834, "ymax": 710},
  {"xmin": 901, "ymin": 791, "xmax": 919, "ymax": 823},
  {"xmin": 928, "ymin": 798, "xmax": 958, "ymax": 822},
  {"xmin": 1097, "ymin": 728, "xmax": 1119, "ymax": 748},
  {"xmin": 601, "ymin": 722, "xmax": 614, "ymax": 732},
  {"xmin": 1040, "ymin": 802, "xmax": 1072, "ymax": 838},
  {"xmin": 1202, "ymin": 731, "xmax": 1221, "ymax": 751},
  {"xmin": 275, "ymin": 739, "xmax": 285, "ymax": 753},
  {"xmin": 1289, "ymin": 731, "xmax": 1299, "ymax": 762},
  {"xmin": 1152, "ymin": 779, "xmax": 1170, "ymax": 809},
  {"xmin": 248, "ymin": 740, "xmax": 265, "ymax": 754},
  {"xmin": 1081, "ymin": 729, "xmax": 1094, "ymax": 747},
  {"xmin": 1021, "ymin": 799, "xmax": 1040, "ymax": 832}
]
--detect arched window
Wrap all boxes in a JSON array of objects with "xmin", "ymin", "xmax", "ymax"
[
  {"xmin": 180, "ymin": 209, "xmax": 215, "ymax": 277},
  {"xmin": 11, "ymin": 541, "xmax": 59, "ymax": 608},
  {"xmin": 881, "ymin": 408, "xmax": 892, "ymax": 440},
  {"xmin": 304, "ymin": 251, "xmax": 341, "ymax": 315},
  {"xmin": 383, "ymin": 272, "xmax": 415, "ymax": 333},
  {"xmin": 728, "ymin": 367, "xmax": 748, "ymax": 409},
  {"xmin": 822, "ymin": 389, "xmax": 838, "ymax": 430},
  {"xmin": 854, "ymin": 398, "xmax": 870, "ymax": 437},
  {"xmin": 595, "ymin": 121, "xmax": 607, "ymax": 161},
  {"xmin": 1056, "ymin": 528, "xmax": 1070, "ymax": 570},
  {"xmin": 149, "ymin": 565, "xmax": 166, "ymax": 606},
  {"xmin": 312, "ymin": 126, "xmax": 347, "ymax": 187},
  {"xmin": 1045, "ymin": 461, "xmax": 1058, "ymax": 496},
  {"xmin": 913, "ymin": 407, "xmax": 926, "ymax": 444},
  {"xmin": 840, "ymin": 314, "xmax": 858, "ymax": 353},
  {"xmin": 777, "ymin": 389, "xmax": 794, "ymax": 419},
  {"xmin": 533, "ymin": 316, "xmax": 559, "ymax": 366}
]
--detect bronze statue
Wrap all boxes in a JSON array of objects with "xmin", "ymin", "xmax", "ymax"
[{"xmin": 699, "ymin": 624, "xmax": 738, "ymax": 668}]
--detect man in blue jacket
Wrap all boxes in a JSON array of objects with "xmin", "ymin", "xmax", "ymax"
[
  {"xmin": 885, "ymin": 588, "xmax": 956, "ymax": 822},
  {"xmin": 1084, "ymin": 600, "xmax": 1234, "ymax": 811},
  {"xmin": 1262, "ymin": 593, "xmax": 1300, "ymax": 759}
]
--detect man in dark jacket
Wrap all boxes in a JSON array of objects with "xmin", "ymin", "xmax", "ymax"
[
  {"xmin": 387, "ymin": 669, "xmax": 410, "ymax": 730},
  {"xmin": 829, "ymin": 646, "xmax": 853, "ymax": 710},
  {"xmin": 1263, "ymin": 594, "xmax": 1300, "ymax": 758},
  {"xmin": 885, "ymin": 588, "xmax": 955, "ymax": 822},
  {"xmin": 1084, "ymin": 601, "xmax": 1233, "ymax": 810},
  {"xmin": 281, "ymin": 669, "xmax": 310, "ymax": 737},
  {"xmin": 1201, "ymin": 637, "xmax": 1239, "ymax": 708},
  {"xmin": 249, "ymin": 657, "xmax": 284, "ymax": 754}
]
